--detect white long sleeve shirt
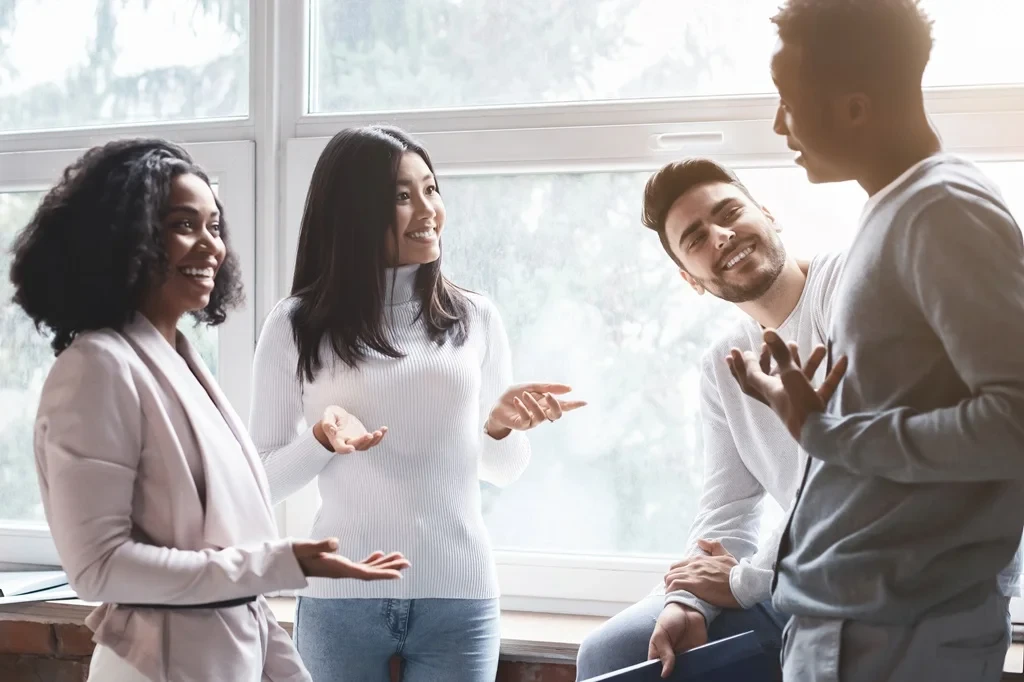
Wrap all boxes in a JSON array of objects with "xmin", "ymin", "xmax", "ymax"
[
  {"xmin": 249, "ymin": 265, "xmax": 530, "ymax": 600},
  {"xmin": 663, "ymin": 252, "xmax": 845, "ymax": 624}
]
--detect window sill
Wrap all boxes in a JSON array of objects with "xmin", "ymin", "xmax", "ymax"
[
  {"xmin": 3, "ymin": 597, "xmax": 1022, "ymax": 675},
  {"xmin": 0, "ymin": 597, "xmax": 604, "ymax": 665}
]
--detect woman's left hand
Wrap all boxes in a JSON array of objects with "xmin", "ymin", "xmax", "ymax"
[{"xmin": 485, "ymin": 383, "xmax": 586, "ymax": 439}]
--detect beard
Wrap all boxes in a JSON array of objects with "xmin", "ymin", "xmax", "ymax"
[{"xmin": 695, "ymin": 231, "xmax": 788, "ymax": 303}]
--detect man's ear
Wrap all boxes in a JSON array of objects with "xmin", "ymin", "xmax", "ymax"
[
  {"xmin": 834, "ymin": 91, "xmax": 871, "ymax": 131},
  {"xmin": 761, "ymin": 205, "xmax": 781, "ymax": 232},
  {"xmin": 679, "ymin": 268, "xmax": 704, "ymax": 295}
]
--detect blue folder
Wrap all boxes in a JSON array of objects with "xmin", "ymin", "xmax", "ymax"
[{"xmin": 579, "ymin": 631, "xmax": 777, "ymax": 682}]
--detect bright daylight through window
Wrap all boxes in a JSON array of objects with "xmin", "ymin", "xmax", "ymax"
[{"xmin": 1, "ymin": 0, "xmax": 1023, "ymax": 615}]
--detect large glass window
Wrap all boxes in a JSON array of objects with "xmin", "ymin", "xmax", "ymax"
[
  {"xmin": 0, "ymin": 191, "xmax": 49, "ymax": 522},
  {"xmin": 439, "ymin": 168, "xmax": 856, "ymax": 555},
  {"xmin": 5, "ymin": 0, "xmax": 1024, "ymax": 612},
  {"xmin": 444, "ymin": 160, "xmax": 1024, "ymax": 558},
  {"xmin": 308, "ymin": 0, "xmax": 1024, "ymax": 115},
  {"xmin": 0, "ymin": 0, "xmax": 249, "ymax": 132}
]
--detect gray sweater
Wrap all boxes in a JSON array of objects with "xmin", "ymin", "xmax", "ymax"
[{"xmin": 775, "ymin": 154, "xmax": 1024, "ymax": 624}]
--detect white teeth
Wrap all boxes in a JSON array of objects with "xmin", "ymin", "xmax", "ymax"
[
  {"xmin": 407, "ymin": 229, "xmax": 436, "ymax": 239},
  {"xmin": 724, "ymin": 246, "xmax": 754, "ymax": 270},
  {"xmin": 180, "ymin": 267, "xmax": 215, "ymax": 278}
]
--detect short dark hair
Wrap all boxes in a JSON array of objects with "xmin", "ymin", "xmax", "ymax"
[
  {"xmin": 289, "ymin": 125, "xmax": 471, "ymax": 380},
  {"xmin": 641, "ymin": 158, "xmax": 755, "ymax": 268},
  {"xmin": 10, "ymin": 138, "xmax": 244, "ymax": 354},
  {"xmin": 771, "ymin": 0, "xmax": 933, "ymax": 98}
]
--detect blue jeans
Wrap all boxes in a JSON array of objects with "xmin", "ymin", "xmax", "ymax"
[
  {"xmin": 575, "ymin": 595, "xmax": 787, "ymax": 681},
  {"xmin": 294, "ymin": 596, "xmax": 500, "ymax": 682}
]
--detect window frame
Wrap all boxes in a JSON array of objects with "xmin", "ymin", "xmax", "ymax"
[{"xmin": 2, "ymin": 0, "xmax": 1024, "ymax": 617}]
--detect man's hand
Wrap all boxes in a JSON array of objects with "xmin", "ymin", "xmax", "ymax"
[
  {"xmin": 663, "ymin": 539, "xmax": 740, "ymax": 608},
  {"xmin": 648, "ymin": 603, "xmax": 708, "ymax": 678},
  {"xmin": 726, "ymin": 329, "xmax": 847, "ymax": 440}
]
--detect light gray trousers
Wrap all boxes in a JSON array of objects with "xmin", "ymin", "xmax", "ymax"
[{"xmin": 781, "ymin": 592, "xmax": 1010, "ymax": 682}]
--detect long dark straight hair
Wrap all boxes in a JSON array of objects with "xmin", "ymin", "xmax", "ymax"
[{"xmin": 289, "ymin": 125, "xmax": 471, "ymax": 381}]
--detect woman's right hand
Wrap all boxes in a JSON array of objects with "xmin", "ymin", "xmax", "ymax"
[
  {"xmin": 293, "ymin": 538, "xmax": 410, "ymax": 580},
  {"xmin": 313, "ymin": 405, "xmax": 387, "ymax": 453}
]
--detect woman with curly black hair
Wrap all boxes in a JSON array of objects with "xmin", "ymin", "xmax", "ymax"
[{"xmin": 10, "ymin": 138, "xmax": 408, "ymax": 682}]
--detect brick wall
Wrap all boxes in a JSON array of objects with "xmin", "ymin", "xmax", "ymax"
[
  {"xmin": 0, "ymin": 617, "xmax": 578, "ymax": 681},
  {"xmin": 0, "ymin": 620, "xmax": 95, "ymax": 682},
  {"xmin": 498, "ymin": 661, "xmax": 578, "ymax": 681}
]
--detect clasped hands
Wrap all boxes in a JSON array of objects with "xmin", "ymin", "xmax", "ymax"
[{"xmin": 648, "ymin": 539, "xmax": 737, "ymax": 678}]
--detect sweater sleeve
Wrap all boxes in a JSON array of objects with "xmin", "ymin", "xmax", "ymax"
[
  {"xmin": 476, "ymin": 298, "xmax": 531, "ymax": 487},
  {"xmin": 665, "ymin": 352, "xmax": 766, "ymax": 624},
  {"xmin": 728, "ymin": 509, "xmax": 787, "ymax": 609},
  {"xmin": 249, "ymin": 299, "xmax": 335, "ymax": 504},
  {"xmin": 801, "ymin": 191, "xmax": 1024, "ymax": 483}
]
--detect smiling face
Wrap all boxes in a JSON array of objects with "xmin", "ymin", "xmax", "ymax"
[
  {"xmin": 663, "ymin": 180, "xmax": 787, "ymax": 302},
  {"xmin": 390, "ymin": 152, "xmax": 445, "ymax": 266},
  {"xmin": 141, "ymin": 173, "xmax": 226, "ymax": 326}
]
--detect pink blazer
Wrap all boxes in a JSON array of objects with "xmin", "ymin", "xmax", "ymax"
[{"xmin": 34, "ymin": 315, "xmax": 310, "ymax": 682}]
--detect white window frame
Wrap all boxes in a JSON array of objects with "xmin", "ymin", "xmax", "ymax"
[{"xmin": 2, "ymin": 0, "xmax": 1024, "ymax": 617}]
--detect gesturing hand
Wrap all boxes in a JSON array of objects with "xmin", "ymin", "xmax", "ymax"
[
  {"xmin": 292, "ymin": 538, "xmax": 410, "ymax": 581},
  {"xmin": 725, "ymin": 330, "xmax": 847, "ymax": 440},
  {"xmin": 314, "ymin": 405, "xmax": 387, "ymax": 454},
  {"xmin": 484, "ymin": 383, "xmax": 587, "ymax": 439}
]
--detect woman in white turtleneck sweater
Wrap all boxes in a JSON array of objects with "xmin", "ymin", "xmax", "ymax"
[{"xmin": 249, "ymin": 125, "xmax": 584, "ymax": 682}]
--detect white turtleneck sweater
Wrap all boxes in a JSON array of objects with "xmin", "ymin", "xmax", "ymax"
[{"xmin": 248, "ymin": 265, "xmax": 530, "ymax": 600}]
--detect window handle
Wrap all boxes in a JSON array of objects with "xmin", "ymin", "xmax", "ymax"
[{"xmin": 650, "ymin": 131, "xmax": 725, "ymax": 151}]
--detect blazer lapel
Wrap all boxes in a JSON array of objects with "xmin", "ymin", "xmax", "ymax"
[
  {"xmin": 120, "ymin": 315, "xmax": 276, "ymax": 549},
  {"xmin": 174, "ymin": 336, "xmax": 273, "ymax": 507}
]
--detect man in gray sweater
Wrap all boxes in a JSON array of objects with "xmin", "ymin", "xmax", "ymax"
[{"xmin": 729, "ymin": 1, "xmax": 1024, "ymax": 680}]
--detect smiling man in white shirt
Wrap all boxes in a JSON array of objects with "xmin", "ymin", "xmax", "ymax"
[{"xmin": 575, "ymin": 157, "xmax": 843, "ymax": 680}]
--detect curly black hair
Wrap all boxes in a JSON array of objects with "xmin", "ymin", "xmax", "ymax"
[{"xmin": 9, "ymin": 138, "xmax": 244, "ymax": 354}]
